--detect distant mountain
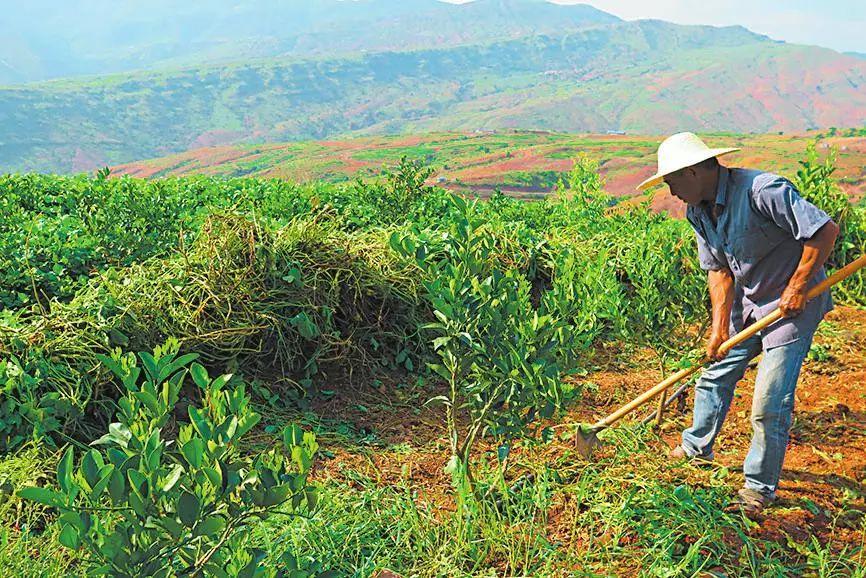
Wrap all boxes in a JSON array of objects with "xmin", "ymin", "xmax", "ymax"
[
  {"xmin": 1, "ymin": 1, "xmax": 864, "ymax": 173},
  {"xmin": 0, "ymin": 0, "xmax": 619, "ymax": 84}
]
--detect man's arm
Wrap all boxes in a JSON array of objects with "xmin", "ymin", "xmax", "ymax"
[
  {"xmin": 752, "ymin": 175, "xmax": 840, "ymax": 318},
  {"xmin": 707, "ymin": 268, "xmax": 735, "ymax": 361},
  {"xmin": 779, "ymin": 220, "xmax": 840, "ymax": 318}
]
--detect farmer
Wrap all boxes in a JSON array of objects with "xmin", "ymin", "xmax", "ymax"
[{"xmin": 637, "ymin": 132, "xmax": 840, "ymax": 515}]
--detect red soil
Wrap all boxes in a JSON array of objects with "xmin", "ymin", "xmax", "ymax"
[{"xmin": 309, "ymin": 306, "xmax": 866, "ymax": 560}]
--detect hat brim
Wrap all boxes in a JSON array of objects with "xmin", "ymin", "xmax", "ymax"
[{"xmin": 636, "ymin": 147, "xmax": 740, "ymax": 192}]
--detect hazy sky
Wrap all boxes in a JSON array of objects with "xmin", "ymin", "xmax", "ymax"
[{"xmin": 444, "ymin": 0, "xmax": 866, "ymax": 54}]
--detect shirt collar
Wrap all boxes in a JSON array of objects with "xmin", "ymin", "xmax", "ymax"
[{"xmin": 714, "ymin": 165, "xmax": 729, "ymax": 207}]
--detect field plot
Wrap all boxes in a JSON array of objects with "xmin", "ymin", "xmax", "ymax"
[
  {"xmin": 1, "ymin": 151, "xmax": 865, "ymax": 576},
  {"xmin": 113, "ymin": 130, "xmax": 866, "ymax": 216}
]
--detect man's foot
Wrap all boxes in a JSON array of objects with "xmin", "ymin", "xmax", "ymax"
[{"xmin": 724, "ymin": 488, "xmax": 774, "ymax": 517}]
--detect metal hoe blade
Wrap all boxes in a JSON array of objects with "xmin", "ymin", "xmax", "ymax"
[{"xmin": 575, "ymin": 424, "xmax": 604, "ymax": 459}]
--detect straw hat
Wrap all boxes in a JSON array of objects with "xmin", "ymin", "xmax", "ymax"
[{"xmin": 637, "ymin": 132, "xmax": 740, "ymax": 191}]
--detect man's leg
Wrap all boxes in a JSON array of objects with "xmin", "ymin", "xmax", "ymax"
[
  {"xmin": 681, "ymin": 334, "xmax": 763, "ymax": 459},
  {"xmin": 743, "ymin": 336, "xmax": 813, "ymax": 498}
]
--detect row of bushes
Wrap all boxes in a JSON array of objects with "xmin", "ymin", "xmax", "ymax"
[
  {"xmin": 0, "ymin": 157, "xmax": 708, "ymax": 449},
  {"xmin": 4, "ymin": 147, "xmax": 865, "ymax": 453}
]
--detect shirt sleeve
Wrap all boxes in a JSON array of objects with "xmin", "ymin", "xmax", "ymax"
[
  {"xmin": 752, "ymin": 175, "xmax": 832, "ymax": 240},
  {"xmin": 687, "ymin": 209, "xmax": 726, "ymax": 271}
]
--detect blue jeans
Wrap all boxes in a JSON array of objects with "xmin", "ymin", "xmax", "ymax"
[{"xmin": 681, "ymin": 333, "xmax": 813, "ymax": 498}]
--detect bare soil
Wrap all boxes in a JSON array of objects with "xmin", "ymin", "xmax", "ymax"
[{"xmin": 307, "ymin": 306, "xmax": 866, "ymax": 557}]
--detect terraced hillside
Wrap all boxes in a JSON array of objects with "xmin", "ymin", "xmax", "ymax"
[{"xmin": 114, "ymin": 130, "xmax": 866, "ymax": 215}]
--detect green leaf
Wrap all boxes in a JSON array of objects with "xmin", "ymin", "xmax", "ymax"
[
  {"xmin": 159, "ymin": 517, "xmax": 185, "ymax": 540},
  {"xmin": 58, "ymin": 511, "xmax": 84, "ymax": 531},
  {"xmin": 190, "ymin": 363, "xmax": 210, "ymax": 390},
  {"xmin": 160, "ymin": 352, "xmax": 199, "ymax": 382},
  {"xmin": 96, "ymin": 354, "xmax": 127, "ymax": 383},
  {"xmin": 283, "ymin": 424, "xmax": 303, "ymax": 448},
  {"xmin": 188, "ymin": 407, "xmax": 212, "ymax": 440},
  {"xmin": 388, "ymin": 232, "xmax": 405, "ymax": 255},
  {"xmin": 304, "ymin": 487, "xmax": 318, "ymax": 511},
  {"xmin": 18, "ymin": 487, "xmax": 65, "ymax": 508},
  {"xmin": 91, "ymin": 422, "xmax": 132, "ymax": 448},
  {"xmin": 139, "ymin": 352, "xmax": 159, "ymax": 383},
  {"xmin": 90, "ymin": 466, "xmax": 115, "ymax": 501},
  {"xmin": 58, "ymin": 523, "xmax": 81, "ymax": 550},
  {"xmin": 497, "ymin": 444, "xmax": 510, "ymax": 463},
  {"xmin": 235, "ymin": 413, "xmax": 261, "ymax": 439},
  {"xmin": 182, "ymin": 439, "xmax": 204, "ymax": 469},
  {"xmin": 162, "ymin": 465, "xmax": 184, "ymax": 492},
  {"xmin": 108, "ymin": 470, "xmax": 126, "ymax": 504},
  {"xmin": 202, "ymin": 467, "xmax": 222, "ymax": 489},
  {"xmin": 177, "ymin": 491, "xmax": 200, "ymax": 527},
  {"xmin": 57, "ymin": 446, "xmax": 74, "ymax": 495},
  {"xmin": 108, "ymin": 328, "xmax": 129, "ymax": 347},
  {"xmin": 290, "ymin": 312, "xmax": 320, "ymax": 340},
  {"xmin": 427, "ymin": 363, "xmax": 452, "ymax": 381},
  {"xmin": 127, "ymin": 469, "xmax": 147, "ymax": 498},
  {"xmin": 128, "ymin": 491, "xmax": 147, "ymax": 518},
  {"xmin": 106, "ymin": 447, "xmax": 128, "ymax": 467},
  {"xmin": 194, "ymin": 515, "xmax": 226, "ymax": 538},
  {"xmin": 237, "ymin": 559, "xmax": 257, "ymax": 578},
  {"xmin": 262, "ymin": 484, "xmax": 292, "ymax": 507},
  {"xmin": 133, "ymin": 391, "xmax": 160, "ymax": 416},
  {"xmin": 81, "ymin": 450, "xmax": 102, "ymax": 489},
  {"xmin": 211, "ymin": 374, "xmax": 233, "ymax": 392}
]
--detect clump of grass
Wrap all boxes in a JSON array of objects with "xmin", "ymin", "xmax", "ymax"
[
  {"xmin": 0, "ymin": 445, "xmax": 85, "ymax": 576},
  {"xmin": 101, "ymin": 212, "xmax": 424, "ymax": 374},
  {"xmin": 0, "ymin": 212, "xmax": 426, "ymax": 447}
]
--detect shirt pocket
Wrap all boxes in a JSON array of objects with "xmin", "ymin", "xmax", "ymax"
[{"xmin": 730, "ymin": 222, "xmax": 787, "ymax": 265}]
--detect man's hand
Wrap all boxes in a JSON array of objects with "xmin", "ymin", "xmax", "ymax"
[
  {"xmin": 779, "ymin": 220, "xmax": 838, "ymax": 318},
  {"xmin": 779, "ymin": 282, "xmax": 808, "ymax": 318},
  {"xmin": 706, "ymin": 329, "xmax": 730, "ymax": 361}
]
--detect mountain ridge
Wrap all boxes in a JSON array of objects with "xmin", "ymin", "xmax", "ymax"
[
  {"xmin": 0, "ymin": 3, "xmax": 863, "ymax": 173},
  {"xmin": 0, "ymin": 0, "xmax": 620, "ymax": 85}
]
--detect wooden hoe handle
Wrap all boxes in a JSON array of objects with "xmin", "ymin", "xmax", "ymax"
[{"xmin": 594, "ymin": 254, "xmax": 866, "ymax": 429}]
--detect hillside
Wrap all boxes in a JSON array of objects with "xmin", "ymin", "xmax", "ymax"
[
  {"xmin": 0, "ymin": 0, "xmax": 619, "ymax": 85},
  {"xmin": 2, "ymin": 6, "xmax": 865, "ymax": 174},
  {"xmin": 113, "ymin": 131, "xmax": 866, "ymax": 215}
]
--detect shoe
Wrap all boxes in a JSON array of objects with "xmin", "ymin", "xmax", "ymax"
[{"xmin": 724, "ymin": 488, "xmax": 775, "ymax": 517}]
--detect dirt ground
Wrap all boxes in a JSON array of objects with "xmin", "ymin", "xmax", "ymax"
[
  {"xmin": 307, "ymin": 306, "xmax": 866, "ymax": 560},
  {"xmin": 675, "ymin": 306, "xmax": 866, "ymax": 546}
]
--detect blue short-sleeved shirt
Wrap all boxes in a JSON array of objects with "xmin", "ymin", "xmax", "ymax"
[{"xmin": 685, "ymin": 166, "xmax": 833, "ymax": 348}]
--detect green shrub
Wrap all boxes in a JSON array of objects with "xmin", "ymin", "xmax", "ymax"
[
  {"xmin": 390, "ymin": 195, "xmax": 573, "ymax": 493},
  {"xmin": 0, "ymin": 352, "xmax": 87, "ymax": 453},
  {"xmin": 795, "ymin": 142, "xmax": 866, "ymax": 305},
  {"xmin": 19, "ymin": 340, "xmax": 319, "ymax": 577}
]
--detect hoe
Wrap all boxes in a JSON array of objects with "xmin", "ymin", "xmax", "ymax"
[{"xmin": 576, "ymin": 253, "xmax": 866, "ymax": 459}]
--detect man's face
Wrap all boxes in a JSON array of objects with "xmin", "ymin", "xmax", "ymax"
[{"xmin": 663, "ymin": 167, "xmax": 704, "ymax": 206}]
